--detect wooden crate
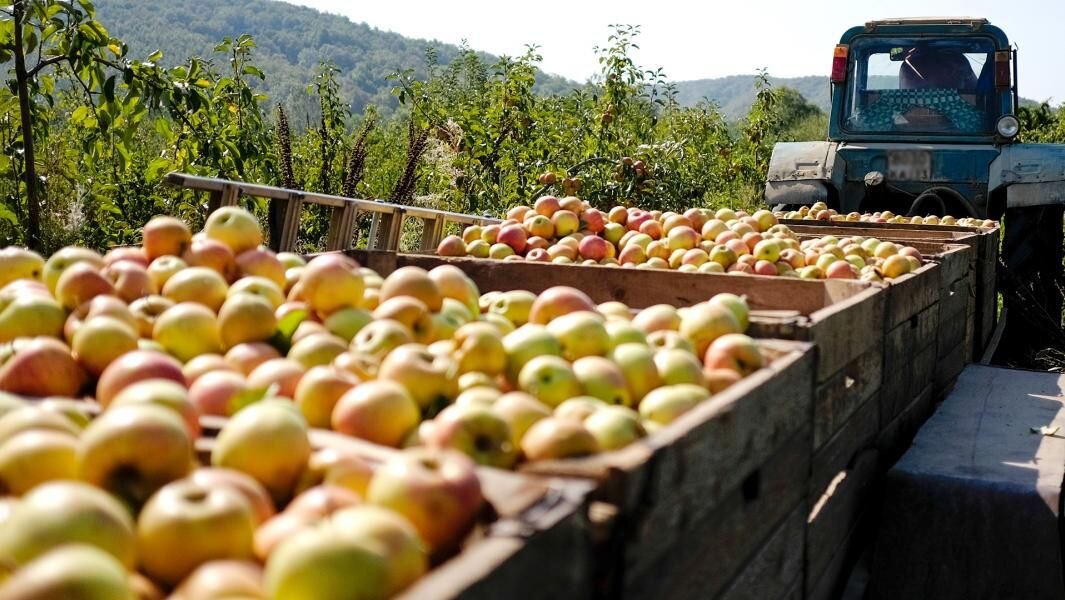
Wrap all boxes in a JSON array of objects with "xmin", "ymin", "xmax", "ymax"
[
  {"xmin": 516, "ymin": 339, "xmax": 816, "ymax": 600},
  {"xmin": 783, "ymin": 220, "xmax": 999, "ymax": 360}
]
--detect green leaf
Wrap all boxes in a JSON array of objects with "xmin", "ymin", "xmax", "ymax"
[{"xmin": 0, "ymin": 202, "xmax": 17, "ymax": 226}]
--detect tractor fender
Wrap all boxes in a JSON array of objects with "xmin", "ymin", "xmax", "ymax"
[
  {"xmin": 989, "ymin": 144, "xmax": 1065, "ymax": 208},
  {"xmin": 764, "ymin": 141, "xmax": 841, "ymax": 206}
]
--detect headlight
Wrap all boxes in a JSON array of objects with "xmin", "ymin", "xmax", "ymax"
[{"xmin": 996, "ymin": 115, "xmax": 1020, "ymax": 138}]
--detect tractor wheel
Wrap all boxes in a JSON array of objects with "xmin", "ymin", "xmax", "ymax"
[{"xmin": 996, "ymin": 205, "xmax": 1065, "ymax": 366}]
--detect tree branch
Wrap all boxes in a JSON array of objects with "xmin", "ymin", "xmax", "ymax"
[{"xmin": 26, "ymin": 55, "xmax": 65, "ymax": 79}]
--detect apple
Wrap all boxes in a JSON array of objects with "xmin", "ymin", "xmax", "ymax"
[
  {"xmin": 188, "ymin": 370, "xmax": 249, "ymax": 417},
  {"xmin": 0, "ymin": 481, "xmax": 135, "ymax": 569},
  {"xmin": 517, "ymin": 355, "xmax": 581, "ymax": 408},
  {"xmin": 654, "ymin": 348, "xmax": 708, "ymax": 387},
  {"xmin": 533, "ymin": 195, "xmax": 561, "ymax": 217},
  {"xmin": 287, "ymin": 332, "xmax": 348, "ymax": 369},
  {"xmin": 572, "ymin": 356, "xmax": 631, "ymax": 406},
  {"xmin": 607, "ymin": 343, "xmax": 661, "ymax": 403},
  {"xmin": 0, "ymin": 543, "xmax": 134, "ymax": 599},
  {"xmin": 101, "ymin": 261, "xmax": 155, "ymax": 303},
  {"xmin": 428, "ymin": 404, "xmax": 517, "ymax": 468},
  {"xmin": 246, "ymin": 358, "xmax": 306, "ymax": 400},
  {"xmin": 124, "ymin": 295, "xmax": 173, "ymax": 338},
  {"xmin": 502, "ymin": 324, "xmax": 563, "ymax": 381},
  {"xmin": 212, "ymin": 400, "xmax": 311, "ymax": 505},
  {"xmin": 520, "ymin": 417, "xmax": 599, "ymax": 460},
  {"xmin": 225, "ymin": 342, "xmax": 281, "ymax": 375},
  {"xmin": 454, "ymin": 386, "xmax": 502, "ymax": 407},
  {"xmin": 62, "ymin": 294, "xmax": 137, "ymax": 342},
  {"xmin": 170, "ymin": 560, "xmax": 265, "ymax": 600},
  {"xmin": 495, "ymin": 224, "xmax": 527, "ymax": 255},
  {"xmin": 0, "ymin": 294, "xmax": 65, "ymax": 343},
  {"xmin": 554, "ymin": 396, "xmax": 607, "ymax": 422},
  {"xmin": 493, "ymin": 392, "xmax": 551, "ymax": 450},
  {"xmin": 632, "ymin": 304, "xmax": 680, "ymax": 334},
  {"xmin": 376, "ymin": 344, "xmax": 454, "ymax": 410},
  {"xmin": 69, "ymin": 316, "xmax": 138, "ymax": 377},
  {"xmin": 547, "ymin": 311, "xmax": 609, "ymax": 361},
  {"xmin": 584, "ymin": 405, "xmax": 646, "ymax": 450},
  {"xmin": 705, "ymin": 367, "xmax": 743, "ymax": 393},
  {"xmin": 95, "ymin": 349, "xmax": 185, "ymax": 407},
  {"xmin": 379, "ymin": 266, "xmax": 441, "ymax": 310},
  {"xmin": 449, "ymin": 321, "xmax": 505, "ymax": 376},
  {"xmin": 299, "ymin": 254, "xmax": 365, "ymax": 316},
  {"xmin": 189, "ymin": 467, "xmax": 276, "ymax": 526},
  {"xmin": 0, "ymin": 406, "xmax": 81, "ymax": 446},
  {"xmin": 263, "ymin": 525, "xmax": 391, "ymax": 600},
  {"xmin": 372, "ymin": 297, "xmax": 435, "ymax": 344},
  {"xmin": 436, "ymin": 235, "xmax": 467, "ymax": 257},
  {"xmin": 577, "ymin": 235, "xmax": 613, "ymax": 261},
  {"xmin": 142, "ymin": 215, "xmax": 192, "ymax": 260},
  {"xmin": 353, "ymin": 319, "xmax": 415, "ymax": 360},
  {"xmin": 367, "ymin": 447, "xmax": 483, "ymax": 555},
  {"xmin": 162, "ymin": 266, "xmax": 229, "ymax": 312},
  {"xmin": 646, "ymin": 330, "xmax": 695, "ymax": 353},
  {"xmin": 704, "ymin": 293, "xmax": 749, "ymax": 332},
  {"xmin": 42, "ymin": 247, "xmax": 104, "ymax": 294},
  {"xmin": 331, "ymin": 380, "xmax": 420, "ymax": 447},
  {"xmin": 53, "ymin": 262, "xmax": 113, "ymax": 311},
  {"xmin": 528, "ymin": 286, "xmax": 597, "ymax": 325},
  {"xmin": 0, "ymin": 429, "xmax": 79, "ymax": 496},
  {"xmin": 109, "ymin": 378, "xmax": 200, "ymax": 440},
  {"xmin": 0, "ymin": 337, "xmax": 85, "ymax": 398},
  {"xmin": 327, "ymin": 505, "xmax": 428, "ymax": 595},
  {"xmin": 182, "ymin": 238, "xmax": 237, "ymax": 281},
  {"xmin": 704, "ymin": 333, "xmax": 764, "ymax": 376},
  {"xmin": 678, "ymin": 302, "xmax": 742, "ymax": 358},
  {"xmin": 233, "ymin": 247, "xmax": 285, "ymax": 290},
  {"xmin": 203, "ymin": 206, "xmax": 263, "ymax": 255},
  {"xmin": 638, "ymin": 384, "xmax": 710, "ymax": 425},
  {"xmin": 605, "ymin": 320, "xmax": 648, "ymax": 350},
  {"xmin": 881, "ymin": 254, "xmax": 911, "ymax": 278},
  {"xmin": 0, "ymin": 247, "xmax": 44, "ymax": 289},
  {"xmin": 153, "ymin": 302, "xmax": 223, "ymax": 362},
  {"xmin": 485, "ymin": 290, "xmax": 534, "ymax": 327},
  {"xmin": 136, "ymin": 478, "xmax": 256, "ymax": 586},
  {"xmin": 79, "ymin": 404, "xmax": 192, "ymax": 508}
]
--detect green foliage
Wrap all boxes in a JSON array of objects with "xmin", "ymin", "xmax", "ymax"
[
  {"xmin": 1019, "ymin": 102, "xmax": 1065, "ymax": 143},
  {"xmin": 0, "ymin": 5, "xmax": 819, "ymax": 253}
]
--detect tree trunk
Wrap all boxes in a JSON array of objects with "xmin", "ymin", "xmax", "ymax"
[{"xmin": 12, "ymin": 0, "xmax": 42, "ymax": 250}]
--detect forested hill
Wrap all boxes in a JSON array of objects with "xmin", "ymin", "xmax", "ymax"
[{"xmin": 94, "ymin": 0, "xmax": 579, "ymax": 118}]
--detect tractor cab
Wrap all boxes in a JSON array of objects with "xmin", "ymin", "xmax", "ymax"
[{"xmin": 765, "ymin": 17, "xmax": 1065, "ymax": 219}]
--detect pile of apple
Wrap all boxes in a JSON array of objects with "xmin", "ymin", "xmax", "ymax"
[
  {"xmin": 775, "ymin": 203, "xmax": 997, "ymax": 229},
  {"xmin": 0, "ymin": 204, "xmax": 771, "ymax": 597},
  {"xmin": 433, "ymin": 196, "xmax": 923, "ymax": 279},
  {"xmin": 0, "ymin": 390, "xmax": 480, "ymax": 599},
  {"xmin": 790, "ymin": 235, "xmax": 925, "ymax": 281}
]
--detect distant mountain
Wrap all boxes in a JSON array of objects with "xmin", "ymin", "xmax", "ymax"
[{"xmin": 94, "ymin": 0, "xmax": 579, "ymax": 121}]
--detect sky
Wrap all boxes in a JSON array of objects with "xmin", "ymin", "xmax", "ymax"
[{"xmin": 283, "ymin": 0, "xmax": 1065, "ymax": 104}]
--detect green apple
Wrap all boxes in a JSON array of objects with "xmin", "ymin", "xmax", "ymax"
[
  {"xmin": 153, "ymin": 302, "xmax": 223, "ymax": 362},
  {"xmin": 547, "ymin": 311, "xmax": 609, "ymax": 361},
  {"xmin": 638, "ymin": 384, "xmax": 710, "ymax": 426},
  {"xmin": 678, "ymin": 302, "xmax": 741, "ymax": 358},
  {"xmin": 492, "ymin": 392, "xmax": 551, "ymax": 450},
  {"xmin": 609, "ymin": 343, "xmax": 663, "ymax": 404},
  {"xmin": 327, "ymin": 505, "xmax": 428, "ymax": 596},
  {"xmin": 488, "ymin": 290, "xmax": 537, "ymax": 327},
  {"xmin": 212, "ymin": 400, "xmax": 311, "ymax": 505},
  {"xmin": 605, "ymin": 319, "xmax": 648, "ymax": 350},
  {"xmin": 520, "ymin": 417, "xmax": 599, "ymax": 461},
  {"xmin": 427, "ymin": 404, "xmax": 517, "ymax": 469},
  {"xmin": 654, "ymin": 348, "xmax": 708, "ymax": 387},
  {"xmin": 352, "ymin": 320, "xmax": 414, "ymax": 360},
  {"xmin": 584, "ymin": 405, "xmax": 646, "ymax": 450},
  {"xmin": 218, "ymin": 293, "xmax": 277, "ymax": 350},
  {"xmin": 0, "ymin": 544, "xmax": 134, "ymax": 599},
  {"xmin": 0, "ymin": 481, "xmax": 136, "ymax": 568},
  {"xmin": 502, "ymin": 324, "xmax": 562, "ymax": 381},
  {"xmin": 707, "ymin": 293, "xmax": 750, "ymax": 331},
  {"xmin": 288, "ymin": 333, "xmax": 348, "ymax": 369},
  {"xmin": 264, "ymin": 524, "xmax": 390, "ymax": 600},
  {"xmin": 572, "ymin": 356, "xmax": 632, "ymax": 406},
  {"xmin": 43, "ymin": 246, "xmax": 104, "ymax": 294},
  {"xmin": 632, "ymin": 304, "xmax": 680, "ymax": 334},
  {"xmin": 518, "ymin": 355, "xmax": 582, "ymax": 408},
  {"xmin": 453, "ymin": 322, "xmax": 506, "ymax": 376},
  {"xmin": 554, "ymin": 396, "xmax": 607, "ymax": 422},
  {"xmin": 0, "ymin": 294, "xmax": 64, "ymax": 343},
  {"xmin": 377, "ymin": 344, "xmax": 455, "ymax": 411}
]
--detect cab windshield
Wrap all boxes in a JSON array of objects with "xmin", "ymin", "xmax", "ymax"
[{"xmin": 843, "ymin": 36, "xmax": 997, "ymax": 135}]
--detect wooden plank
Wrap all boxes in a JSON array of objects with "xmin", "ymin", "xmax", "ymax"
[
  {"xmin": 875, "ymin": 383, "xmax": 935, "ymax": 467},
  {"xmin": 881, "ymin": 262, "xmax": 939, "ymax": 330},
  {"xmin": 620, "ymin": 430, "xmax": 810, "ymax": 600},
  {"xmin": 325, "ymin": 202, "xmax": 358, "ymax": 251},
  {"xmin": 812, "ymin": 343, "xmax": 883, "ymax": 451},
  {"xmin": 271, "ymin": 192, "xmax": 303, "ymax": 252},
  {"xmin": 806, "ymin": 449, "xmax": 880, "ymax": 599},
  {"xmin": 811, "ymin": 388, "xmax": 879, "ymax": 499}
]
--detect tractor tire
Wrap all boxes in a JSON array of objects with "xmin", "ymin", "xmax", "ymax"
[{"xmin": 996, "ymin": 205, "xmax": 1065, "ymax": 366}]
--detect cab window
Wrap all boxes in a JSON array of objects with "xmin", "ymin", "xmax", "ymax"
[{"xmin": 843, "ymin": 37, "xmax": 997, "ymax": 134}]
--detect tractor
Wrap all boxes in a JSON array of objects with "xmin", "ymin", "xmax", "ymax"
[{"xmin": 764, "ymin": 17, "xmax": 1065, "ymax": 361}]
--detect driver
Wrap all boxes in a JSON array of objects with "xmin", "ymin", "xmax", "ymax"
[{"xmin": 898, "ymin": 47, "xmax": 978, "ymax": 90}]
